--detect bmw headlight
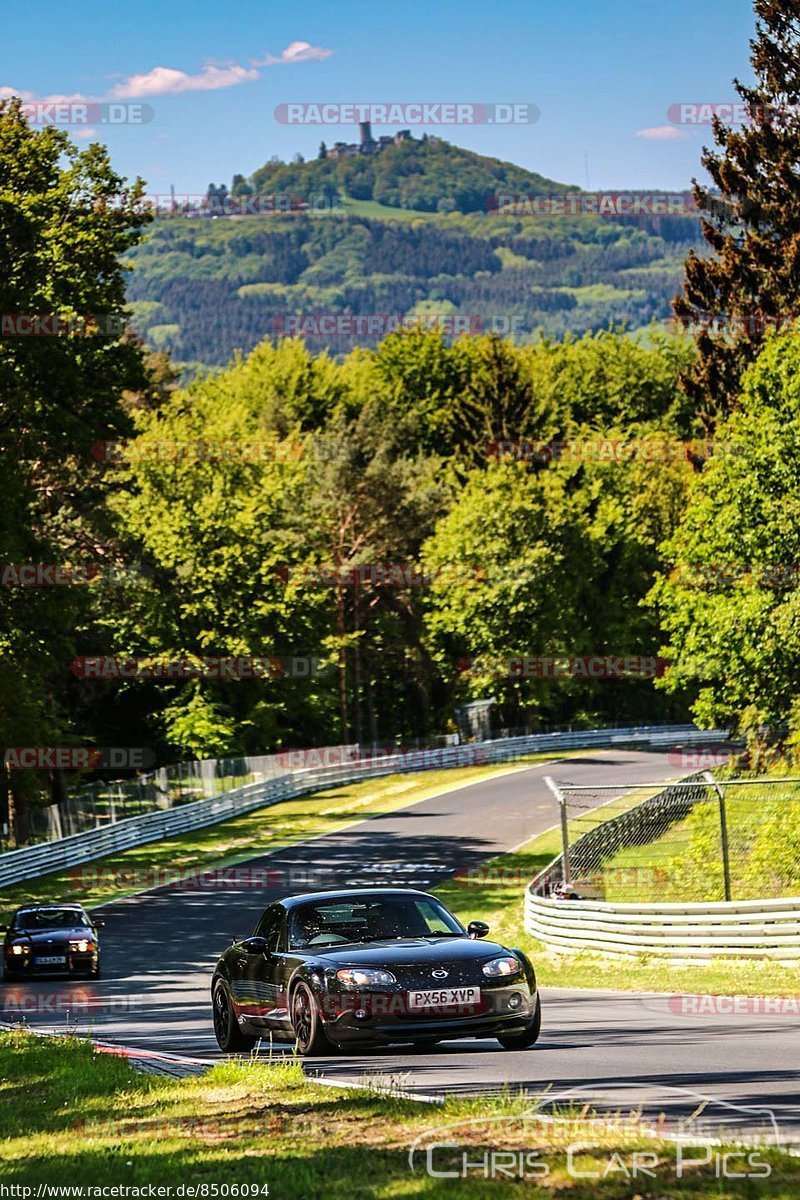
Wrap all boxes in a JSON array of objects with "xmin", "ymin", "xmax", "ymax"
[
  {"xmin": 482, "ymin": 956, "xmax": 521, "ymax": 978},
  {"xmin": 11, "ymin": 943, "xmax": 30, "ymax": 956},
  {"xmin": 336, "ymin": 968, "xmax": 396, "ymax": 988},
  {"xmin": 71, "ymin": 939, "xmax": 94, "ymax": 953}
]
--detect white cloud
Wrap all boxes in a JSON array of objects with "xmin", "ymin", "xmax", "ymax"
[
  {"xmin": 74, "ymin": 127, "xmax": 99, "ymax": 140},
  {"xmin": 635, "ymin": 125, "xmax": 688, "ymax": 141},
  {"xmin": 109, "ymin": 63, "xmax": 259, "ymax": 100},
  {"xmin": 258, "ymin": 41, "xmax": 333, "ymax": 66},
  {"xmin": 2, "ymin": 41, "xmax": 333, "ymax": 109},
  {"xmin": 0, "ymin": 87, "xmax": 36, "ymax": 101},
  {"xmin": 1, "ymin": 86, "xmax": 94, "ymax": 104}
]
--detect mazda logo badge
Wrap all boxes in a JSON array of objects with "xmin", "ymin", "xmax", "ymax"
[{"xmin": 432, "ymin": 969, "xmax": 449, "ymax": 980}]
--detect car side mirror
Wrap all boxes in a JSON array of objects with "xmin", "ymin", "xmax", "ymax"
[
  {"xmin": 93, "ymin": 919, "xmax": 105, "ymax": 928},
  {"xmin": 242, "ymin": 936, "xmax": 268, "ymax": 956},
  {"xmin": 467, "ymin": 921, "xmax": 490, "ymax": 939}
]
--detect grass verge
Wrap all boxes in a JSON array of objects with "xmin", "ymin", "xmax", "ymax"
[
  {"xmin": 0, "ymin": 755, "xmax": 560, "ymax": 922},
  {"xmin": 0, "ymin": 1030, "xmax": 792, "ymax": 1196}
]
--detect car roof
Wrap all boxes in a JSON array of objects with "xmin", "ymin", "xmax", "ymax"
[{"xmin": 277, "ymin": 888, "xmax": 436, "ymax": 910}]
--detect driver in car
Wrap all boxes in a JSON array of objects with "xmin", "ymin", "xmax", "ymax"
[
  {"xmin": 292, "ymin": 909, "xmax": 351, "ymax": 947},
  {"xmin": 294, "ymin": 909, "xmax": 325, "ymax": 947}
]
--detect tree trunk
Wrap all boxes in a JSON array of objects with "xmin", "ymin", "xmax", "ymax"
[
  {"xmin": 353, "ymin": 579, "xmax": 363, "ymax": 746},
  {"xmin": 337, "ymin": 584, "xmax": 348, "ymax": 740}
]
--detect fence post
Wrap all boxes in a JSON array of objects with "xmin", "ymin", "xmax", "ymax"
[
  {"xmin": 545, "ymin": 776, "xmax": 570, "ymax": 883},
  {"xmin": 703, "ymin": 770, "xmax": 731, "ymax": 902}
]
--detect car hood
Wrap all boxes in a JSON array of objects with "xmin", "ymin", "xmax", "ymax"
[
  {"xmin": 305, "ymin": 936, "xmax": 511, "ymax": 966},
  {"xmin": 9, "ymin": 927, "xmax": 91, "ymax": 945}
]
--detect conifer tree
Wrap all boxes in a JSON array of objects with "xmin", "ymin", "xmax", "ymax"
[{"xmin": 675, "ymin": 1, "xmax": 800, "ymax": 427}]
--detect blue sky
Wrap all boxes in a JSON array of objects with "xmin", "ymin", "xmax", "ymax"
[{"xmin": 1, "ymin": 0, "xmax": 757, "ymax": 194}]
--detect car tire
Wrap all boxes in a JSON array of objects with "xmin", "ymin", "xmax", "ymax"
[
  {"xmin": 497, "ymin": 993, "xmax": 541, "ymax": 1050},
  {"xmin": 291, "ymin": 982, "xmax": 334, "ymax": 1056},
  {"xmin": 212, "ymin": 979, "xmax": 257, "ymax": 1053}
]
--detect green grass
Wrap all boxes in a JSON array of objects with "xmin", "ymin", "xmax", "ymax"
[
  {"xmin": 595, "ymin": 777, "xmax": 800, "ymax": 903},
  {"xmin": 336, "ymin": 197, "xmax": 444, "ymax": 222},
  {"xmin": 435, "ymin": 825, "xmax": 800, "ymax": 997},
  {"xmin": 0, "ymin": 756, "xmax": 560, "ymax": 922},
  {"xmin": 0, "ymin": 1030, "xmax": 793, "ymax": 1196}
]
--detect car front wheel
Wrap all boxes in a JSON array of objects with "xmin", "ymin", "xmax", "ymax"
[
  {"xmin": 291, "ymin": 982, "xmax": 334, "ymax": 1056},
  {"xmin": 212, "ymin": 980, "xmax": 257, "ymax": 1053},
  {"xmin": 497, "ymin": 993, "xmax": 541, "ymax": 1050}
]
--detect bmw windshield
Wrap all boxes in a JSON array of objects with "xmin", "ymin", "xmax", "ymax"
[{"xmin": 13, "ymin": 909, "xmax": 90, "ymax": 932}]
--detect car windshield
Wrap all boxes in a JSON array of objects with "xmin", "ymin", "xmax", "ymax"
[
  {"xmin": 287, "ymin": 896, "xmax": 464, "ymax": 949},
  {"xmin": 13, "ymin": 909, "xmax": 89, "ymax": 932}
]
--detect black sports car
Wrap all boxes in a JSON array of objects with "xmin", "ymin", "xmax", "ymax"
[
  {"xmin": 212, "ymin": 888, "xmax": 540, "ymax": 1055},
  {"xmin": 2, "ymin": 903, "xmax": 103, "ymax": 980}
]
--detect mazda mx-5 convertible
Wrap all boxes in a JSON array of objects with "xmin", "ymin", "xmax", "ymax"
[{"xmin": 211, "ymin": 888, "xmax": 540, "ymax": 1055}]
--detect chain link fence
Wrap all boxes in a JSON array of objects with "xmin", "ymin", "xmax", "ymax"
[
  {"xmin": 14, "ymin": 752, "xmax": 334, "ymax": 848},
  {"xmin": 539, "ymin": 772, "xmax": 800, "ymax": 903}
]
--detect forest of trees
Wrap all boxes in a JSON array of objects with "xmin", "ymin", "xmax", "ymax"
[
  {"xmin": 3, "ymin": 0, "xmax": 800, "ymax": 838},
  {"xmin": 126, "ymin": 207, "xmax": 703, "ymax": 372}
]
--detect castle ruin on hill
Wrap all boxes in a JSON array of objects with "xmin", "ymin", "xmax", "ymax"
[{"xmin": 323, "ymin": 122, "xmax": 415, "ymax": 160}]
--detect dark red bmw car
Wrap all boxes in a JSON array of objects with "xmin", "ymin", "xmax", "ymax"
[
  {"xmin": 212, "ymin": 888, "xmax": 541, "ymax": 1055},
  {"xmin": 2, "ymin": 904, "xmax": 103, "ymax": 980}
]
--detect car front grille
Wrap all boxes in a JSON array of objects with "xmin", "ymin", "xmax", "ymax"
[{"xmin": 393, "ymin": 961, "xmax": 484, "ymax": 989}]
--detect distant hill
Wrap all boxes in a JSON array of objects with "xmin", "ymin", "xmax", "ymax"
[
  {"xmin": 247, "ymin": 134, "xmax": 576, "ymax": 215},
  {"xmin": 125, "ymin": 138, "xmax": 703, "ymax": 375}
]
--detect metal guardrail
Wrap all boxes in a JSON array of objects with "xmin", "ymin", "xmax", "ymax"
[
  {"xmin": 524, "ymin": 892, "xmax": 800, "ymax": 959},
  {"xmin": 0, "ymin": 723, "xmax": 717, "ymax": 890}
]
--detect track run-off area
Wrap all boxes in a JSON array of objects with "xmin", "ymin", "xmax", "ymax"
[{"xmin": 4, "ymin": 746, "xmax": 799, "ymax": 1144}]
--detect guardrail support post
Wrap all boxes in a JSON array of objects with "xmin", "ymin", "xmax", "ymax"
[
  {"xmin": 545, "ymin": 776, "xmax": 570, "ymax": 884},
  {"xmin": 703, "ymin": 770, "xmax": 731, "ymax": 902}
]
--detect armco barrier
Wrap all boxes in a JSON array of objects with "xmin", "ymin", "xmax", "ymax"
[
  {"xmin": 0, "ymin": 724, "xmax": 722, "ymax": 889},
  {"xmin": 524, "ymin": 892, "xmax": 800, "ymax": 960}
]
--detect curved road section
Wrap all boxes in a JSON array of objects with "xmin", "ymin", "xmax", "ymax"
[{"xmin": 5, "ymin": 746, "xmax": 796, "ymax": 1143}]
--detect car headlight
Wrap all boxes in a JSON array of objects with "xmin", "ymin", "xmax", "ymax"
[
  {"xmin": 71, "ymin": 940, "xmax": 94, "ymax": 953},
  {"xmin": 336, "ymin": 968, "xmax": 396, "ymax": 988},
  {"xmin": 482, "ymin": 956, "xmax": 521, "ymax": 978},
  {"xmin": 10, "ymin": 944, "xmax": 30, "ymax": 956}
]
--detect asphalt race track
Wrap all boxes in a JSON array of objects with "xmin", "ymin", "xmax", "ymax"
[{"xmin": 5, "ymin": 746, "xmax": 799, "ymax": 1144}]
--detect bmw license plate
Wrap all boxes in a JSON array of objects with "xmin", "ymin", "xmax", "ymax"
[
  {"xmin": 408, "ymin": 986, "xmax": 480, "ymax": 1009},
  {"xmin": 35, "ymin": 956, "xmax": 66, "ymax": 965}
]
